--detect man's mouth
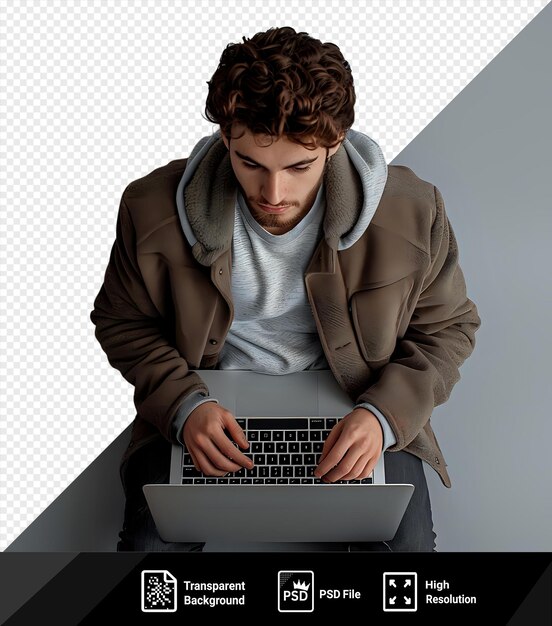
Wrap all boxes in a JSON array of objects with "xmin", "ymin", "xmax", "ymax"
[{"xmin": 257, "ymin": 202, "xmax": 292, "ymax": 214}]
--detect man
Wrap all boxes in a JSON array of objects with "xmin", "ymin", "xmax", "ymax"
[{"xmin": 90, "ymin": 26, "xmax": 481, "ymax": 552}]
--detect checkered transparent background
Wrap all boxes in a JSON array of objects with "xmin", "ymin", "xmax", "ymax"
[{"xmin": 1, "ymin": 0, "xmax": 548, "ymax": 550}]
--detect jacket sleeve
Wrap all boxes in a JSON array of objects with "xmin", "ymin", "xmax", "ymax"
[
  {"xmin": 356, "ymin": 185, "xmax": 481, "ymax": 450},
  {"xmin": 89, "ymin": 192, "xmax": 209, "ymax": 443}
]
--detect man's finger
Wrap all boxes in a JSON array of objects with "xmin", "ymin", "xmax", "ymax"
[
  {"xmin": 318, "ymin": 420, "xmax": 343, "ymax": 463},
  {"xmin": 319, "ymin": 446, "xmax": 363, "ymax": 483},
  {"xmin": 339, "ymin": 452, "xmax": 372, "ymax": 481},
  {"xmin": 192, "ymin": 446, "xmax": 230, "ymax": 476},
  {"xmin": 203, "ymin": 438, "xmax": 252, "ymax": 472},
  {"xmin": 211, "ymin": 432, "xmax": 254, "ymax": 469},
  {"xmin": 358, "ymin": 461, "xmax": 376, "ymax": 481},
  {"xmin": 188, "ymin": 447, "xmax": 200, "ymax": 473},
  {"xmin": 224, "ymin": 416, "xmax": 250, "ymax": 449},
  {"xmin": 315, "ymin": 433, "xmax": 351, "ymax": 478}
]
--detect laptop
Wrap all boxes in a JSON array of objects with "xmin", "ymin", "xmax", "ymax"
[{"xmin": 143, "ymin": 370, "xmax": 414, "ymax": 549}]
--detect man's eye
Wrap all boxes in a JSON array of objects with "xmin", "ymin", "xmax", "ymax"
[{"xmin": 241, "ymin": 162, "xmax": 311, "ymax": 173}]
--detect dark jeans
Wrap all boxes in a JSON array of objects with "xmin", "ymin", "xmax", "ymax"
[{"xmin": 117, "ymin": 437, "xmax": 436, "ymax": 552}]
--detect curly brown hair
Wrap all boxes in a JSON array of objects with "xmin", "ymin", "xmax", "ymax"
[{"xmin": 204, "ymin": 26, "xmax": 355, "ymax": 150}]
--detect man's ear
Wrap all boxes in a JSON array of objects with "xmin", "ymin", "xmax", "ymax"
[
  {"xmin": 327, "ymin": 134, "xmax": 345, "ymax": 159},
  {"xmin": 221, "ymin": 130, "xmax": 229, "ymax": 150},
  {"xmin": 326, "ymin": 133, "xmax": 345, "ymax": 159}
]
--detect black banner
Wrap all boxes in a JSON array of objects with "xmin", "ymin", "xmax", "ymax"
[{"xmin": 1, "ymin": 552, "xmax": 550, "ymax": 624}]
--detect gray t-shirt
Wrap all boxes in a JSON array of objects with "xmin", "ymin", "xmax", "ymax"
[{"xmin": 218, "ymin": 185, "xmax": 329, "ymax": 372}]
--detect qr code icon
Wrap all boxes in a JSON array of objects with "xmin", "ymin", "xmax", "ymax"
[{"xmin": 141, "ymin": 570, "xmax": 177, "ymax": 612}]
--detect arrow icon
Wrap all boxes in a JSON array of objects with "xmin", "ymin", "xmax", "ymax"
[{"xmin": 383, "ymin": 572, "xmax": 417, "ymax": 612}]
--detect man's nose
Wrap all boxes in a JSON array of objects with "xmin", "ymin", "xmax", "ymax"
[{"xmin": 261, "ymin": 172, "xmax": 286, "ymax": 206}]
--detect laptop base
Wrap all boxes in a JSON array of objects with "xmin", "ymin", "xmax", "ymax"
[{"xmin": 143, "ymin": 483, "xmax": 414, "ymax": 543}]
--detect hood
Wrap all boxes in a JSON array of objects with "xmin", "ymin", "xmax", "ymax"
[{"xmin": 176, "ymin": 128, "xmax": 387, "ymax": 266}]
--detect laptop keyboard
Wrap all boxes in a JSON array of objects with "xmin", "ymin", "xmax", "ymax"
[{"xmin": 181, "ymin": 417, "xmax": 374, "ymax": 485}]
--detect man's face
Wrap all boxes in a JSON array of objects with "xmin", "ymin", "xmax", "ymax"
[{"xmin": 222, "ymin": 124, "xmax": 341, "ymax": 235}]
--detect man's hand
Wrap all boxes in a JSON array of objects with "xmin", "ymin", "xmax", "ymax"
[
  {"xmin": 314, "ymin": 408, "xmax": 383, "ymax": 482},
  {"xmin": 182, "ymin": 403, "xmax": 254, "ymax": 476}
]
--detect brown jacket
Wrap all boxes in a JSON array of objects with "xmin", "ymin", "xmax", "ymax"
[{"xmin": 90, "ymin": 140, "xmax": 481, "ymax": 488}]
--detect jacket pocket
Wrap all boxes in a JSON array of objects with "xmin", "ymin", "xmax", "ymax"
[{"xmin": 350, "ymin": 275, "xmax": 415, "ymax": 362}]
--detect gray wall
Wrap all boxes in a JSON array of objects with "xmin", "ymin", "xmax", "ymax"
[
  {"xmin": 7, "ymin": 4, "xmax": 552, "ymax": 553},
  {"xmin": 404, "ymin": 4, "xmax": 552, "ymax": 551}
]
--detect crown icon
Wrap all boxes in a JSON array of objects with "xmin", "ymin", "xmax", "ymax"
[{"xmin": 293, "ymin": 580, "xmax": 311, "ymax": 591}]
